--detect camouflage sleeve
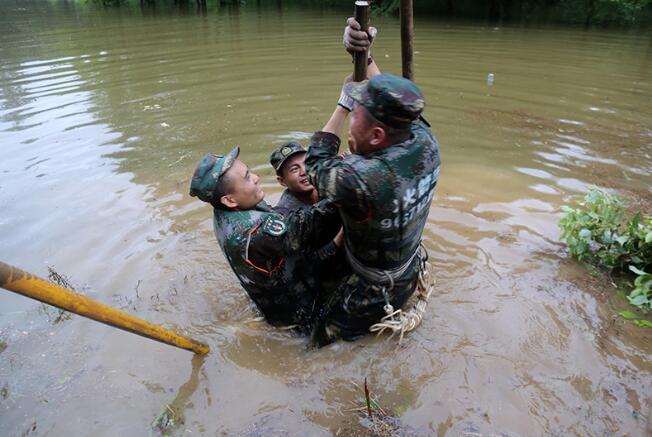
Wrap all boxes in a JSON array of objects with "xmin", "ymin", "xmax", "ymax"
[
  {"xmin": 305, "ymin": 131, "xmax": 370, "ymax": 217},
  {"xmin": 281, "ymin": 199, "xmax": 340, "ymax": 253},
  {"xmin": 247, "ymin": 200, "xmax": 340, "ymax": 265}
]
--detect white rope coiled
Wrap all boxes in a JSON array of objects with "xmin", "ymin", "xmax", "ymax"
[{"xmin": 369, "ymin": 259, "xmax": 434, "ymax": 343}]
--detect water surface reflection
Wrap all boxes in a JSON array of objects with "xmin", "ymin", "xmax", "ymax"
[{"xmin": 0, "ymin": 1, "xmax": 651, "ymax": 435}]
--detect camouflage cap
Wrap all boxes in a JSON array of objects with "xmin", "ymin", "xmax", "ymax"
[
  {"xmin": 269, "ymin": 141, "xmax": 306, "ymax": 175},
  {"xmin": 189, "ymin": 146, "xmax": 240, "ymax": 205},
  {"xmin": 345, "ymin": 73, "xmax": 425, "ymax": 129}
]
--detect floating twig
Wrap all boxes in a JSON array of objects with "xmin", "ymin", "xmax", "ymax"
[{"xmin": 364, "ymin": 377, "xmax": 372, "ymax": 419}]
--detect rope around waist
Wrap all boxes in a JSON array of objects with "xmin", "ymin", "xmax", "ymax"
[{"xmin": 344, "ymin": 243, "xmax": 421, "ymax": 289}]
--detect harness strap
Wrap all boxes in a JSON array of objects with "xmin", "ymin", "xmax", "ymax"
[{"xmin": 344, "ymin": 241, "xmax": 420, "ymax": 286}]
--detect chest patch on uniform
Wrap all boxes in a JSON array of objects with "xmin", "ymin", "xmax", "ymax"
[{"xmin": 261, "ymin": 215, "xmax": 287, "ymax": 237}]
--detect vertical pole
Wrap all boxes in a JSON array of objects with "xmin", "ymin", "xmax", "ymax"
[
  {"xmin": 353, "ymin": 1, "xmax": 370, "ymax": 82},
  {"xmin": 400, "ymin": 0, "xmax": 414, "ymax": 81}
]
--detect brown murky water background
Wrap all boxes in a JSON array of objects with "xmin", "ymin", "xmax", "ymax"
[{"xmin": 1, "ymin": 1, "xmax": 651, "ymax": 435}]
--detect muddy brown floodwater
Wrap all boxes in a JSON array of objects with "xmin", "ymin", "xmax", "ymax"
[{"xmin": 1, "ymin": 1, "xmax": 651, "ymax": 435}]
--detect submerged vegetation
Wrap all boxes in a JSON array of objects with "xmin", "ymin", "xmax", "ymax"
[
  {"xmin": 336, "ymin": 379, "xmax": 415, "ymax": 436},
  {"xmin": 560, "ymin": 191, "xmax": 652, "ymax": 315},
  {"xmin": 38, "ymin": 267, "xmax": 76, "ymax": 324}
]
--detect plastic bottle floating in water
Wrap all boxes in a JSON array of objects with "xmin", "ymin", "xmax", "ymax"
[{"xmin": 487, "ymin": 73, "xmax": 495, "ymax": 85}]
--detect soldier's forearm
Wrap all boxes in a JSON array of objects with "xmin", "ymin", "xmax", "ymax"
[
  {"xmin": 321, "ymin": 105, "xmax": 349, "ymax": 137},
  {"xmin": 305, "ymin": 131, "xmax": 344, "ymax": 203},
  {"xmin": 368, "ymin": 58, "xmax": 381, "ymax": 78}
]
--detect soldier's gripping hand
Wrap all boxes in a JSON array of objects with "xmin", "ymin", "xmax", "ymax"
[{"xmin": 343, "ymin": 17, "xmax": 377, "ymax": 54}]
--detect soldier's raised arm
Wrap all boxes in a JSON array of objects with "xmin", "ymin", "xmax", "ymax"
[
  {"xmin": 246, "ymin": 199, "xmax": 341, "ymax": 266},
  {"xmin": 303, "ymin": 18, "xmax": 384, "ymax": 214}
]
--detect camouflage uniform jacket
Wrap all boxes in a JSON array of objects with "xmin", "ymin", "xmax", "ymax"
[
  {"xmin": 274, "ymin": 189, "xmax": 340, "ymax": 263},
  {"xmin": 305, "ymin": 118, "xmax": 440, "ymax": 272},
  {"xmin": 213, "ymin": 199, "xmax": 339, "ymax": 330},
  {"xmin": 305, "ymin": 119, "xmax": 440, "ymax": 344},
  {"xmin": 274, "ymin": 189, "xmax": 312, "ymax": 216}
]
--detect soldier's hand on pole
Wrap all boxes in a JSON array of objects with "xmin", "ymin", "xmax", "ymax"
[{"xmin": 343, "ymin": 17, "xmax": 377, "ymax": 54}]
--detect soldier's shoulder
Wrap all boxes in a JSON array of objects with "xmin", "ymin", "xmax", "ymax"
[
  {"xmin": 214, "ymin": 209, "xmax": 259, "ymax": 234},
  {"xmin": 412, "ymin": 119, "xmax": 438, "ymax": 146},
  {"xmin": 344, "ymin": 153, "xmax": 391, "ymax": 181},
  {"xmin": 344, "ymin": 153, "xmax": 385, "ymax": 170},
  {"xmin": 243, "ymin": 212, "xmax": 288, "ymax": 249},
  {"xmin": 275, "ymin": 190, "xmax": 304, "ymax": 212},
  {"xmin": 260, "ymin": 213, "xmax": 287, "ymax": 237}
]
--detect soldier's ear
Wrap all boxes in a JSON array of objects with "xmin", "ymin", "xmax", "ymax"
[
  {"xmin": 277, "ymin": 175, "xmax": 288, "ymax": 187},
  {"xmin": 369, "ymin": 126, "xmax": 386, "ymax": 147},
  {"xmin": 220, "ymin": 194, "xmax": 238, "ymax": 210}
]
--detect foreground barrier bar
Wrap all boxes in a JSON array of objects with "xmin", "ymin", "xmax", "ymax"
[{"xmin": 0, "ymin": 261, "xmax": 209, "ymax": 355}]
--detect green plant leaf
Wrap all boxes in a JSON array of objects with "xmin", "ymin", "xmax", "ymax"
[
  {"xmin": 630, "ymin": 288, "xmax": 643, "ymax": 297},
  {"xmin": 646, "ymin": 232, "xmax": 652, "ymax": 243},
  {"xmin": 602, "ymin": 229, "xmax": 613, "ymax": 244},
  {"xmin": 631, "ymin": 256, "xmax": 643, "ymax": 265},
  {"xmin": 628, "ymin": 295, "xmax": 649, "ymax": 306},
  {"xmin": 619, "ymin": 310, "xmax": 638, "ymax": 319},
  {"xmin": 629, "ymin": 265, "xmax": 648, "ymax": 276},
  {"xmin": 585, "ymin": 190, "xmax": 600, "ymax": 203},
  {"xmin": 634, "ymin": 319, "xmax": 652, "ymax": 328},
  {"xmin": 615, "ymin": 235, "xmax": 629, "ymax": 245}
]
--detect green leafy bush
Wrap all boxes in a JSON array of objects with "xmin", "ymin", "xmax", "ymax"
[
  {"xmin": 558, "ymin": 0, "xmax": 652, "ymax": 25},
  {"xmin": 628, "ymin": 266, "xmax": 652, "ymax": 309},
  {"xmin": 560, "ymin": 190, "xmax": 652, "ymax": 311}
]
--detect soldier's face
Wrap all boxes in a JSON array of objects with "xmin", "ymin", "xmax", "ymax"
[
  {"xmin": 348, "ymin": 105, "xmax": 375, "ymax": 154},
  {"xmin": 278, "ymin": 153, "xmax": 314, "ymax": 195},
  {"xmin": 220, "ymin": 160, "xmax": 264, "ymax": 210}
]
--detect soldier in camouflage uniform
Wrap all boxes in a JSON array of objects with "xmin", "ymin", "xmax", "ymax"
[
  {"xmin": 269, "ymin": 141, "xmax": 319, "ymax": 216},
  {"xmin": 306, "ymin": 25, "xmax": 441, "ymax": 344},
  {"xmin": 189, "ymin": 147, "xmax": 341, "ymax": 332}
]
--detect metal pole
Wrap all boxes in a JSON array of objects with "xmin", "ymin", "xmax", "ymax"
[
  {"xmin": 0, "ymin": 261, "xmax": 209, "ymax": 355},
  {"xmin": 353, "ymin": 0, "xmax": 370, "ymax": 82},
  {"xmin": 400, "ymin": 0, "xmax": 414, "ymax": 81}
]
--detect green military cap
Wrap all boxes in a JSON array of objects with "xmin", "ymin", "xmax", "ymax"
[
  {"xmin": 189, "ymin": 146, "xmax": 240, "ymax": 205},
  {"xmin": 345, "ymin": 73, "xmax": 425, "ymax": 129},
  {"xmin": 269, "ymin": 141, "xmax": 306, "ymax": 175}
]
